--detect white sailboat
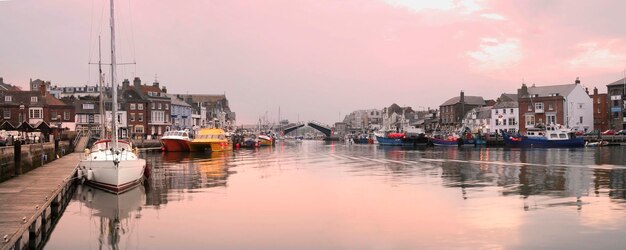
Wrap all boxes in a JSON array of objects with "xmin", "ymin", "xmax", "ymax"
[{"xmin": 79, "ymin": 0, "xmax": 146, "ymax": 193}]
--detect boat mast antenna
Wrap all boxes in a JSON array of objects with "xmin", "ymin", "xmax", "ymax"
[
  {"xmin": 98, "ymin": 35, "xmax": 107, "ymax": 139},
  {"xmin": 110, "ymin": 0, "xmax": 118, "ymax": 149}
]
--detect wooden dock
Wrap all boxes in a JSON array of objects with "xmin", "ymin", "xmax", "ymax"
[{"xmin": 0, "ymin": 153, "xmax": 80, "ymax": 250}]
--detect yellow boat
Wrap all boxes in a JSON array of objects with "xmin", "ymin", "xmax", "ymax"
[{"xmin": 189, "ymin": 128, "xmax": 232, "ymax": 152}]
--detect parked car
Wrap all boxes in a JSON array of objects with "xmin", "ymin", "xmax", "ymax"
[
  {"xmin": 617, "ymin": 130, "xmax": 626, "ymax": 135},
  {"xmin": 602, "ymin": 130, "xmax": 616, "ymax": 135},
  {"xmin": 584, "ymin": 130, "xmax": 600, "ymax": 136},
  {"xmin": 574, "ymin": 131, "xmax": 584, "ymax": 136}
]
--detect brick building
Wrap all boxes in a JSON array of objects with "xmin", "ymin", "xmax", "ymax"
[
  {"xmin": 589, "ymin": 87, "xmax": 609, "ymax": 131},
  {"xmin": 439, "ymin": 91, "xmax": 485, "ymax": 131},
  {"xmin": 0, "ymin": 84, "xmax": 75, "ymax": 130}
]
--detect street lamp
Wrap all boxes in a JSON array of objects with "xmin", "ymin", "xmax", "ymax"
[{"xmin": 57, "ymin": 115, "xmax": 62, "ymax": 140}]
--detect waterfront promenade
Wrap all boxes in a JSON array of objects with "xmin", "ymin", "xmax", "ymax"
[{"xmin": 0, "ymin": 153, "xmax": 80, "ymax": 250}]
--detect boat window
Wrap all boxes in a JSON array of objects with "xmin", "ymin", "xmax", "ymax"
[
  {"xmin": 550, "ymin": 134, "xmax": 558, "ymax": 138},
  {"xmin": 559, "ymin": 134, "xmax": 567, "ymax": 138}
]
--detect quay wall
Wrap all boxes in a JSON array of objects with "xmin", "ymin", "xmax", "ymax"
[{"xmin": 0, "ymin": 141, "xmax": 71, "ymax": 182}]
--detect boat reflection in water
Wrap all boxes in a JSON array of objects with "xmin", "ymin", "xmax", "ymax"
[{"xmin": 76, "ymin": 184, "xmax": 145, "ymax": 249}]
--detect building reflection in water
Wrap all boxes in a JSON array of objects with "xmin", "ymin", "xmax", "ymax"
[{"xmin": 76, "ymin": 184, "xmax": 145, "ymax": 250}]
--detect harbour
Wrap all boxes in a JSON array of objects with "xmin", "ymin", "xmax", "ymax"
[
  {"xmin": 29, "ymin": 141, "xmax": 625, "ymax": 249},
  {"xmin": 4, "ymin": 1, "xmax": 626, "ymax": 249}
]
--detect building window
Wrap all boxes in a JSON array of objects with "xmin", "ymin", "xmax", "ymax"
[
  {"xmin": 597, "ymin": 98, "xmax": 600, "ymax": 104},
  {"xmin": 51, "ymin": 112, "xmax": 58, "ymax": 120},
  {"xmin": 31, "ymin": 96, "xmax": 38, "ymax": 103},
  {"xmin": 503, "ymin": 109, "xmax": 506, "ymax": 114},
  {"xmin": 138, "ymin": 114, "xmax": 143, "ymax": 122},
  {"xmin": 510, "ymin": 109, "xmax": 514, "ymax": 113},
  {"xmin": 82, "ymin": 103, "xmax": 95, "ymax": 110},
  {"xmin": 535, "ymin": 103, "xmax": 543, "ymax": 111},
  {"xmin": 64, "ymin": 111, "xmax": 70, "ymax": 120},
  {"xmin": 165, "ymin": 104, "xmax": 169, "ymax": 110},
  {"xmin": 158, "ymin": 103, "xmax": 162, "ymax": 110},
  {"xmin": 135, "ymin": 126, "xmax": 144, "ymax": 133},
  {"xmin": 579, "ymin": 116, "xmax": 583, "ymax": 124},
  {"xmin": 4, "ymin": 96, "xmax": 12, "ymax": 102},
  {"xmin": 547, "ymin": 114, "xmax": 556, "ymax": 125},
  {"xmin": 130, "ymin": 103, "xmax": 136, "ymax": 110},
  {"xmin": 548, "ymin": 104, "xmax": 554, "ymax": 111},
  {"xmin": 88, "ymin": 114, "xmax": 94, "ymax": 124},
  {"xmin": 508, "ymin": 118, "xmax": 516, "ymax": 125},
  {"xmin": 138, "ymin": 103, "xmax": 144, "ymax": 110},
  {"xmin": 525, "ymin": 115, "xmax": 535, "ymax": 126},
  {"xmin": 3, "ymin": 109, "xmax": 10, "ymax": 119},
  {"xmin": 29, "ymin": 108, "xmax": 43, "ymax": 119},
  {"xmin": 130, "ymin": 113, "xmax": 135, "ymax": 122},
  {"xmin": 578, "ymin": 103, "xmax": 583, "ymax": 109},
  {"xmin": 495, "ymin": 109, "xmax": 499, "ymax": 114},
  {"xmin": 528, "ymin": 105, "xmax": 532, "ymax": 111}
]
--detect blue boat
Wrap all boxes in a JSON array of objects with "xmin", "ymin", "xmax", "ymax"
[{"xmin": 501, "ymin": 125, "xmax": 584, "ymax": 148}]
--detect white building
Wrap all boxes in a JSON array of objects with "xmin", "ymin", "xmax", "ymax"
[
  {"xmin": 490, "ymin": 93, "xmax": 519, "ymax": 134},
  {"xmin": 462, "ymin": 106, "xmax": 492, "ymax": 134}
]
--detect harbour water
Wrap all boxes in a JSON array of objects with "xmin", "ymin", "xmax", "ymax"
[{"xmin": 45, "ymin": 141, "xmax": 626, "ymax": 249}]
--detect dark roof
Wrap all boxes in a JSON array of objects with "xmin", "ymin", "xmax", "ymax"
[
  {"xmin": 526, "ymin": 84, "xmax": 576, "ymax": 97},
  {"xmin": 493, "ymin": 101, "xmax": 518, "ymax": 109},
  {"xmin": 441, "ymin": 96, "xmax": 485, "ymax": 106},
  {"xmin": 500, "ymin": 93, "xmax": 518, "ymax": 102},
  {"xmin": 607, "ymin": 77, "xmax": 626, "ymax": 87},
  {"xmin": 0, "ymin": 91, "xmax": 69, "ymax": 107}
]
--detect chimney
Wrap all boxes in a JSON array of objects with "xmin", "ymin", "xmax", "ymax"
[
  {"xmin": 517, "ymin": 83, "xmax": 529, "ymax": 98},
  {"xmin": 161, "ymin": 86, "xmax": 167, "ymax": 93},
  {"xmin": 0, "ymin": 77, "xmax": 3, "ymax": 84},
  {"xmin": 122, "ymin": 79, "xmax": 130, "ymax": 89},
  {"xmin": 460, "ymin": 91, "xmax": 465, "ymax": 104},
  {"xmin": 38, "ymin": 83, "xmax": 46, "ymax": 97},
  {"xmin": 575, "ymin": 77, "xmax": 581, "ymax": 84},
  {"xmin": 153, "ymin": 81, "xmax": 159, "ymax": 88},
  {"xmin": 585, "ymin": 87, "xmax": 589, "ymax": 95},
  {"xmin": 593, "ymin": 87, "xmax": 598, "ymax": 95},
  {"xmin": 133, "ymin": 77, "xmax": 141, "ymax": 88}
]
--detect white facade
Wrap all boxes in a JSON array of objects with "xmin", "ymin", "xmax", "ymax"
[
  {"xmin": 462, "ymin": 106, "xmax": 492, "ymax": 134},
  {"xmin": 564, "ymin": 84, "xmax": 594, "ymax": 131},
  {"xmin": 490, "ymin": 106, "xmax": 519, "ymax": 134},
  {"xmin": 105, "ymin": 110, "xmax": 128, "ymax": 138}
]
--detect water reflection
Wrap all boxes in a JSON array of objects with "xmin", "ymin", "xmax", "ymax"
[
  {"xmin": 75, "ymin": 184, "xmax": 145, "ymax": 249},
  {"xmin": 44, "ymin": 143, "xmax": 626, "ymax": 249},
  {"xmin": 144, "ymin": 151, "xmax": 232, "ymax": 207}
]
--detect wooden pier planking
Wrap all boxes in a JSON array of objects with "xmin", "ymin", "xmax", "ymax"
[{"xmin": 0, "ymin": 153, "xmax": 81, "ymax": 250}]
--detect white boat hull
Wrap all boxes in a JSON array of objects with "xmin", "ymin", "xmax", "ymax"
[{"xmin": 79, "ymin": 149, "xmax": 146, "ymax": 193}]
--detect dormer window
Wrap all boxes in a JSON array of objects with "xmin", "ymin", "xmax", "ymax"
[
  {"xmin": 31, "ymin": 96, "xmax": 38, "ymax": 103},
  {"xmin": 4, "ymin": 96, "xmax": 12, "ymax": 102}
]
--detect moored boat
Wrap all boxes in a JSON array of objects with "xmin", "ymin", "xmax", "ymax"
[
  {"xmin": 501, "ymin": 124, "xmax": 584, "ymax": 148},
  {"xmin": 374, "ymin": 131, "xmax": 404, "ymax": 146},
  {"xmin": 258, "ymin": 134, "xmax": 274, "ymax": 146},
  {"xmin": 79, "ymin": 139, "xmax": 146, "ymax": 193},
  {"xmin": 160, "ymin": 130, "xmax": 191, "ymax": 151},
  {"xmin": 78, "ymin": 0, "xmax": 146, "ymax": 194},
  {"xmin": 189, "ymin": 128, "xmax": 233, "ymax": 152}
]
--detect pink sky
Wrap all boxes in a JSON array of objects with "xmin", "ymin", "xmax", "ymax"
[{"xmin": 2, "ymin": 0, "xmax": 626, "ymax": 124}]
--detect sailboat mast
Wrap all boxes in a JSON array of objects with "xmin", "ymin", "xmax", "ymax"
[
  {"xmin": 110, "ymin": 0, "xmax": 118, "ymax": 148},
  {"xmin": 98, "ymin": 36, "xmax": 106, "ymax": 139}
]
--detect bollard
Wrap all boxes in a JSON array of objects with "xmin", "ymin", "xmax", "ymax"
[{"xmin": 13, "ymin": 140, "xmax": 21, "ymax": 176}]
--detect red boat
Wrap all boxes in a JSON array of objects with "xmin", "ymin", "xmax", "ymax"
[{"xmin": 160, "ymin": 130, "xmax": 192, "ymax": 151}]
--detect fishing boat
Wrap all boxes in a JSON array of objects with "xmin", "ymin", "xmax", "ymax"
[
  {"xmin": 501, "ymin": 124, "xmax": 585, "ymax": 147},
  {"xmin": 160, "ymin": 130, "xmax": 191, "ymax": 151},
  {"xmin": 79, "ymin": 0, "xmax": 146, "ymax": 193},
  {"xmin": 374, "ymin": 130, "xmax": 404, "ymax": 146},
  {"xmin": 258, "ymin": 134, "xmax": 274, "ymax": 146},
  {"xmin": 401, "ymin": 126, "xmax": 429, "ymax": 147},
  {"xmin": 189, "ymin": 128, "xmax": 232, "ymax": 152},
  {"xmin": 240, "ymin": 134, "xmax": 259, "ymax": 148}
]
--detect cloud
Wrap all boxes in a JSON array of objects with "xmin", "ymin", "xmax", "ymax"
[
  {"xmin": 466, "ymin": 38, "xmax": 523, "ymax": 72},
  {"xmin": 568, "ymin": 41, "xmax": 626, "ymax": 69},
  {"xmin": 383, "ymin": 0, "xmax": 483, "ymax": 13},
  {"xmin": 480, "ymin": 13, "xmax": 506, "ymax": 20}
]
